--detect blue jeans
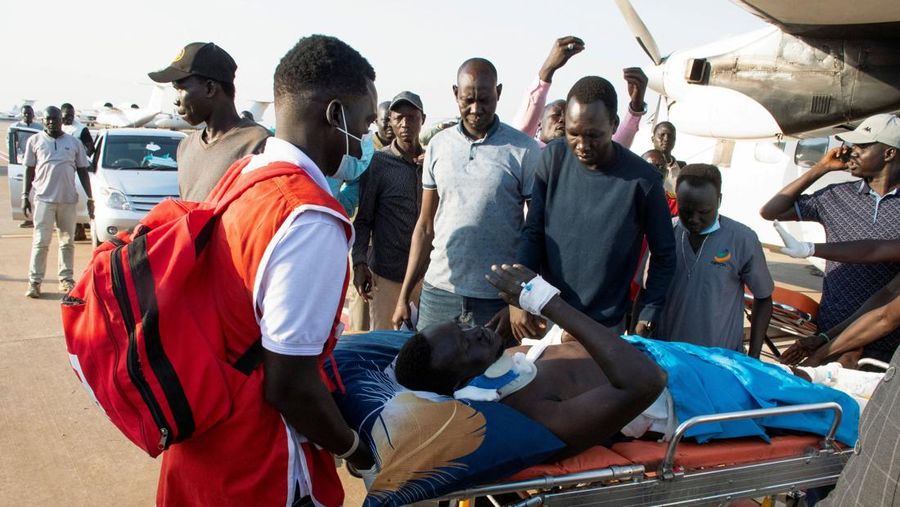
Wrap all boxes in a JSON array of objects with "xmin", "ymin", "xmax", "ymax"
[{"xmin": 416, "ymin": 283, "xmax": 506, "ymax": 331}]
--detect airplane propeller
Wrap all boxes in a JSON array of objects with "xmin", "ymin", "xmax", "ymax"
[
  {"xmin": 614, "ymin": 0, "xmax": 669, "ymax": 128},
  {"xmin": 614, "ymin": 0, "xmax": 662, "ymax": 65}
]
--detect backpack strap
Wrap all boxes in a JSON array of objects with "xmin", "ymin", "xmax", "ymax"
[
  {"xmin": 213, "ymin": 161, "xmax": 302, "ymax": 215},
  {"xmin": 206, "ymin": 158, "xmax": 344, "ymax": 377},
  {"xmin": 192, "ymin": 160, "xmax": 306, "ymax": 257},
  {"xmin": 232, "ymin": 340, "xmax": 264, "ymax": 375}
]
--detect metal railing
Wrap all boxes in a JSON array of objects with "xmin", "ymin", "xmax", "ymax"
[{"xmin": 659, "ymin": 401, "xmax": 843, "ymax": 479}]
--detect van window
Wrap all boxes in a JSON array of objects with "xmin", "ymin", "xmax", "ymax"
[
  {"xmin": 794, "ymin": 137, "xmax": 829, "ymax": 168},
  {"xmin": 102, "ymin": 135, "xmax": 181, "ymax": 170},
  {"xmin": 14, "ymin": 129, "xmax": 38, "ymax": 162}
]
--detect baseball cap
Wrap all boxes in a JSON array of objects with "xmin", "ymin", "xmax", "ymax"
[
  {"xmin": 389, "ymin": 91, "xmax": 424, "ymax": 113},
  {"xmin": 836, "ymin": 113, "xmax": 900, "ymax": 149},
  {"xmin": 148, "ymin": 42, "xmax": 237, "ymax": 84}
]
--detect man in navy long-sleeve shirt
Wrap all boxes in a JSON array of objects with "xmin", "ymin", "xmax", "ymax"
[{"xmin": 516, "ymin": 76, "xmax": 675, "ymax": 338}]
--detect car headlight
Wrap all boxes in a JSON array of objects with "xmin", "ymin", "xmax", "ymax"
[{"xmin": 100, "ymin": 187, "xmax": 131, "ymax": 211}]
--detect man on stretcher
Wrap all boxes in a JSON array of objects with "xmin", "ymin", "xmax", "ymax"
[{"xmin": 394, "ymin": 263, "xmax": 860, "ymax": 457}]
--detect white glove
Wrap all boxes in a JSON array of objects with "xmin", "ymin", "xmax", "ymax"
[{"xmin": 773, "ymin": 220, "xmax": 815, "ymax": 258}]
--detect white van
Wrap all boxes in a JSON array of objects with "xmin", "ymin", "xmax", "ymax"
[{"xmin": 87, "ymin": 128, "xmax": 185, "ymax": 246}]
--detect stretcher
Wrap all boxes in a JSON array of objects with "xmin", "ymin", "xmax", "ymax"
[
  {"xmin": 744, "ymin": 286, "xmax": 820, "ymax": 359},
  {"xmin": 439, "ymin": 402, "xmax": 850, "ymax": 506}
]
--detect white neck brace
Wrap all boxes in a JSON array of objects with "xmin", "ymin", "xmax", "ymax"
[{"xmin": 453, "ymin": 326, "xmax": 565, "ymax": 402}]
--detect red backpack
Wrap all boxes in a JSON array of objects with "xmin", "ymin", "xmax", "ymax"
[{"xmin": 61, "ymin": 164, "xmax": 299, "ymax": 457}]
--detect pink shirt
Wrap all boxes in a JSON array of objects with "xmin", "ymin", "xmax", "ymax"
[{"xmin": 513, "ymin": 78, "xmax": 644, "ymax": 149}]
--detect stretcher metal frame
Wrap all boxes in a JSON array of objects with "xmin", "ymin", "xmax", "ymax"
[{"xmin": 440, "ymin": 402, "xmax": 851, "ymax": 506}]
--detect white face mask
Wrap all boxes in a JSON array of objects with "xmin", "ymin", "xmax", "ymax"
[
  {"xmin": 332, "ymin": 104, "xmax": 375, "ymax": 182},
  {"xmin": 700, "ymin": 212, "xmax": 721, "ymax": 235}
]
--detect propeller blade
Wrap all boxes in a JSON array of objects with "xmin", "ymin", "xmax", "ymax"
[
  {"xmin": 614, "ymin": 0, "xmax": 662, "ymax": 65},
  {"xmin": 650, "ymin": 94, "xmax": 662, "ymax": 131}
]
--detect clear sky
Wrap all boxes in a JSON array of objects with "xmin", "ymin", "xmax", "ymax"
[{"xmin": 4, "ymin": 0, "xmax": 766, "ymax": 128}]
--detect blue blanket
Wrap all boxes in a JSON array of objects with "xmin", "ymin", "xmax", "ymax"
[{"xmin": 623, "ymin": 335, "xmax": 859, "ymax": 445}]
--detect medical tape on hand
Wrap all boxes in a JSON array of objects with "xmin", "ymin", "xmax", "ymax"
[{"xmin": 518, "ymin": 275, "xmax": 560, "ymax": 316}]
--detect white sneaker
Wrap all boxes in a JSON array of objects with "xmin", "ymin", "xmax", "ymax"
[{"xmin": 25, "ymin": 283, "xmax": 41, "ymax": 299}]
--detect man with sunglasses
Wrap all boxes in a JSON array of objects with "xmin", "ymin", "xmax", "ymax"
[{"xmin": 760, "ymin": 114, "xmax": 900, "ymax": 364}]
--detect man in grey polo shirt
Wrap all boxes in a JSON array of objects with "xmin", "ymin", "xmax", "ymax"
[
  {"xmin": 392, "ymin": 58, "xmax": 541, "ymax": 330},
  {"xmin": 659, "ymin": 164, "xmax": 773, "ymax": 357},
  {"xmin": 22, "ymin": 106, "xmax": 94, "ymax": 298}
]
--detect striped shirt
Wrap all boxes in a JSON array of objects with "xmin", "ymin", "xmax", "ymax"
[{"xmin": 795, "ymin": 180, "xmax": 900, "ymax": 362}]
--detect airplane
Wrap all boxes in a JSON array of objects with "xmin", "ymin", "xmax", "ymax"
[
  {"xmin": 148, "ymin": 99, "xmax": 271, "ymax": 130},
  {"xmin": 94, "ymin": 85, "xmax": 167, "ymax": 128},
  {"xmin": 616, "ymin": 0, "xmax": 900, "ymax": 139},
  {"xmin": 1, "ymin": 100, "xmax": 37, "ymax": 120}
]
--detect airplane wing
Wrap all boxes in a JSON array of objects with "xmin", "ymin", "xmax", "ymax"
[{"xmin": 732, "ymin": 0, "xmax": 900, "ymax": 39}]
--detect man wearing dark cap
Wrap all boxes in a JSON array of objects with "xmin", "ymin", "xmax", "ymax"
[
  {"xmin": 353, "ymin": 92, "xmax": 427, "ymax": 329},
  {"xmin": 149, "ymin": 42, "xmax": 269, "ymax": 201}
]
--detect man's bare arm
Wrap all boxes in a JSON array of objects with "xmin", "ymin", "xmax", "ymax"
[
  {"xmin": 807, "ymin": 295, "xmax": 900, "ymax": 365},
  {"xmin": 487, "ymin": 264, "xmax": 667, "ymax": 450},
  {"xmin": 392, "ymin": 189, "xmax": 438, "ymax": 328},
  {"xmin": 759, "ymin": 147, "xmax": 849, "ymax": 221},
  {"xmin": 76, "ymin": 166, "xmax": 95, "ymax": 219},
  {"xmin": 24, "ymin": 166, "xmax": 35, "ymax": 195},
  {"xmin": 805, "ymin": 274, "xmax": 900, "ymax": 364},
  {"xmin": 264, "ymin": 353, "xmax": 374, "ymax": 470},
  {"xmin": 814, "ymin": 239, "xmax": 900, "ymax": 264},
  {"xmin": 22, "ymin": 166, "xmax": 35, "ymax": 217},
  {"xmin": 748, "ymin": 296, "xmax": 773, "ymax": 359}
]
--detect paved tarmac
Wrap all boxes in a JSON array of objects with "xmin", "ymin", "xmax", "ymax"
[{"xmin": 0, "ymin": 166, "xmax": 366, "ymax": 504}]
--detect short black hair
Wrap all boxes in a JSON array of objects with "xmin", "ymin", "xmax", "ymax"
[
  {"xmin": 60, "ymin": 103, "xmax": 74, "ymax": 111},
  {"xmin": 567, "ymin": 76, "xmax": 617, "ymax": 118},
  {"xmin": 394, "ymin": 333, "xmax": 457, "ymax": 395},
  {"xmin": 654, "ymin": 121, "xmax": 676, "ymax": 134},
  {"xmin": 274, "ymin": 35, "xmax": 375, "ymax": 101},
  {"xmin": 22, "ymin": 105, "xmax": 34, "ymax": 112},
  {"xmin": 457, "ymin": 58, "xmax": 498, "ymax": 83},
  {"xmin": 677, "ymin": 163, "xmax": 722, "ymax": 193}
]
